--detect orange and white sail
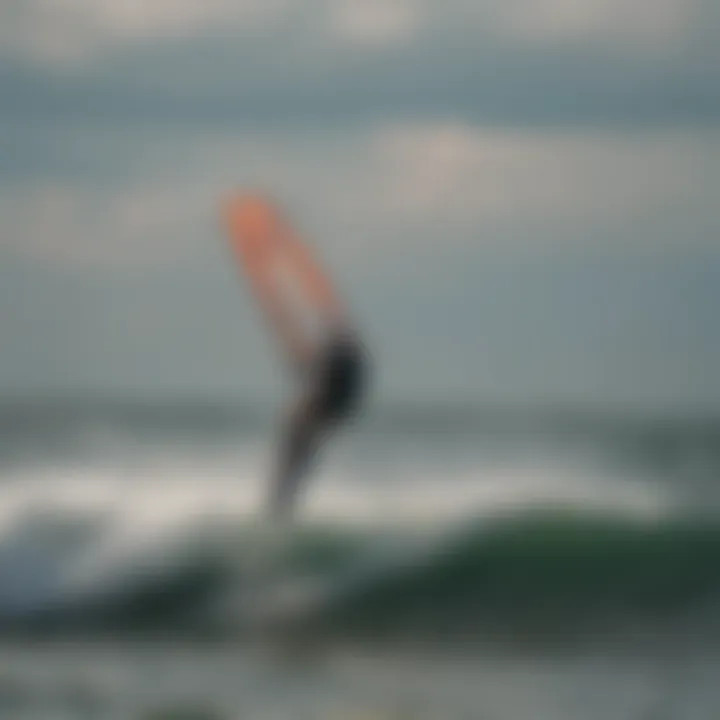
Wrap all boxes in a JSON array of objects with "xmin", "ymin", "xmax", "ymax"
[{"xmin": 223, "ymin": 194, "xmax": 344, "ymax": 364}]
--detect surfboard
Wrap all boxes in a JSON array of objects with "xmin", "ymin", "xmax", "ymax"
[{"xmin": 231, "ymin": 521, "xmax": 477, "ymax": 632}]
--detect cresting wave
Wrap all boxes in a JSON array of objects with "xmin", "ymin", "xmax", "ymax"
[
  {"xmin": 0, "ymin": 400, "xmax": 717, "ymax": 642},
  {"xmin": 285, "ymin": 511, "xmax": 720, "ymax": 641},
  {"xmin": 3, "ymin": 509, "xmax": 720, "ymax": 640}
]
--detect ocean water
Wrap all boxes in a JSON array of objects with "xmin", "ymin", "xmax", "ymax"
[{"xmin": 0, "ymin": 400, "xmax": 719, "ymax": 719}]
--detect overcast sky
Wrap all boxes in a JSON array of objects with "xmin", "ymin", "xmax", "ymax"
[{"xmin": 1, "ymin": 0, "xmax": 719, "ymax": 412}]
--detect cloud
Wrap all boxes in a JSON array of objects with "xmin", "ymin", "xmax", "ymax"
[
  {"xmin": 1, "ymin": 0, "xmax": 714, "ymax": 67},
  {"xmin": 490, "ymin": 0, "xmax": 694, "ymax": 51},
  {"xmin": 0, "ymin": 0, "xmax": 715, "ymax": 127},
  {"xmin": 2, "ymin": 123, "xmax": 718, "ymax": 273},
  {"xmin": 0, "ymin": 183, "xmax": 206, "ymax": 268},
  {"xmin": 330, "ymin": 0, "xmax": 419, "ymax": 46},
  {"xmin": 0, "ymin": 0, "xmax": 287, "ymax": 66},
  {"xmin": 367, "ymin": 124, "xmax": 720, "ymax": 241}
]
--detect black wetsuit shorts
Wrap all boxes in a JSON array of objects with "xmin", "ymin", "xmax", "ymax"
[{"xmin": 310, "ymin": 329, "xmax": 368, "ymax": 424}]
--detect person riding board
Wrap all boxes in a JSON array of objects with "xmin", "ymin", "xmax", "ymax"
[{"xmin": 223, "ymin": 195, "xmax": 369, "ymax": 522}]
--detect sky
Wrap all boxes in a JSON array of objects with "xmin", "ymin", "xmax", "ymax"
[{"xmin": 1, "ymin": 0, "xmax": 719, "ymax": 413}]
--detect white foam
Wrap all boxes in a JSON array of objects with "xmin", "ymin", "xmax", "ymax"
[
  {"xmin": 305, "ymin": 457, "xmax": 670, "ymax": 527},
  {"xmin": 0, "ymin": 451, "xmax": 672, "ymax": 607}
]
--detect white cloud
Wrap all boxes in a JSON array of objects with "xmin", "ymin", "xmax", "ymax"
[
  {"xmin": 1, "ymin": 183, "xmax": 206, "ymax": 267},
  {"xmin": 488, "ymin": 0, "xmax": 694, "ymax": 51},
  {"xmin": 369, "ymin": 124, "xmax": 720, "ymax": 238},
  {"xmin": 2, "ymin": 124, "xmax": 717, "ymax": 271},
  {"xmin": 1, "ymin": 0, "xmax": 710, "ymax": 69},
  {"xmin": 0, "ymin": 0, "xmax": 288, "ymax": 66},
  {"xmin": 330, "ymin": 0, "xmax": 419, "ymax": 45}
]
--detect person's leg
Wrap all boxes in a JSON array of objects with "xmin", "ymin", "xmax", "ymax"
[
  {"xmin": 269, "ymin": 395, "xmax": 327, "ymax": 522},
  {"xmin": 269, "ymin": 332, "xmax": 368, "ymax": 521}
]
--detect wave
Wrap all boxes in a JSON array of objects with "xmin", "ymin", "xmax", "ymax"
[
  {"xmin": 290, "ymin": 512, "xmax": 720, "ymax": 641},
  {"xmin": 5, "ymin": 509, "xmax": 720, "ymax": 641}
]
